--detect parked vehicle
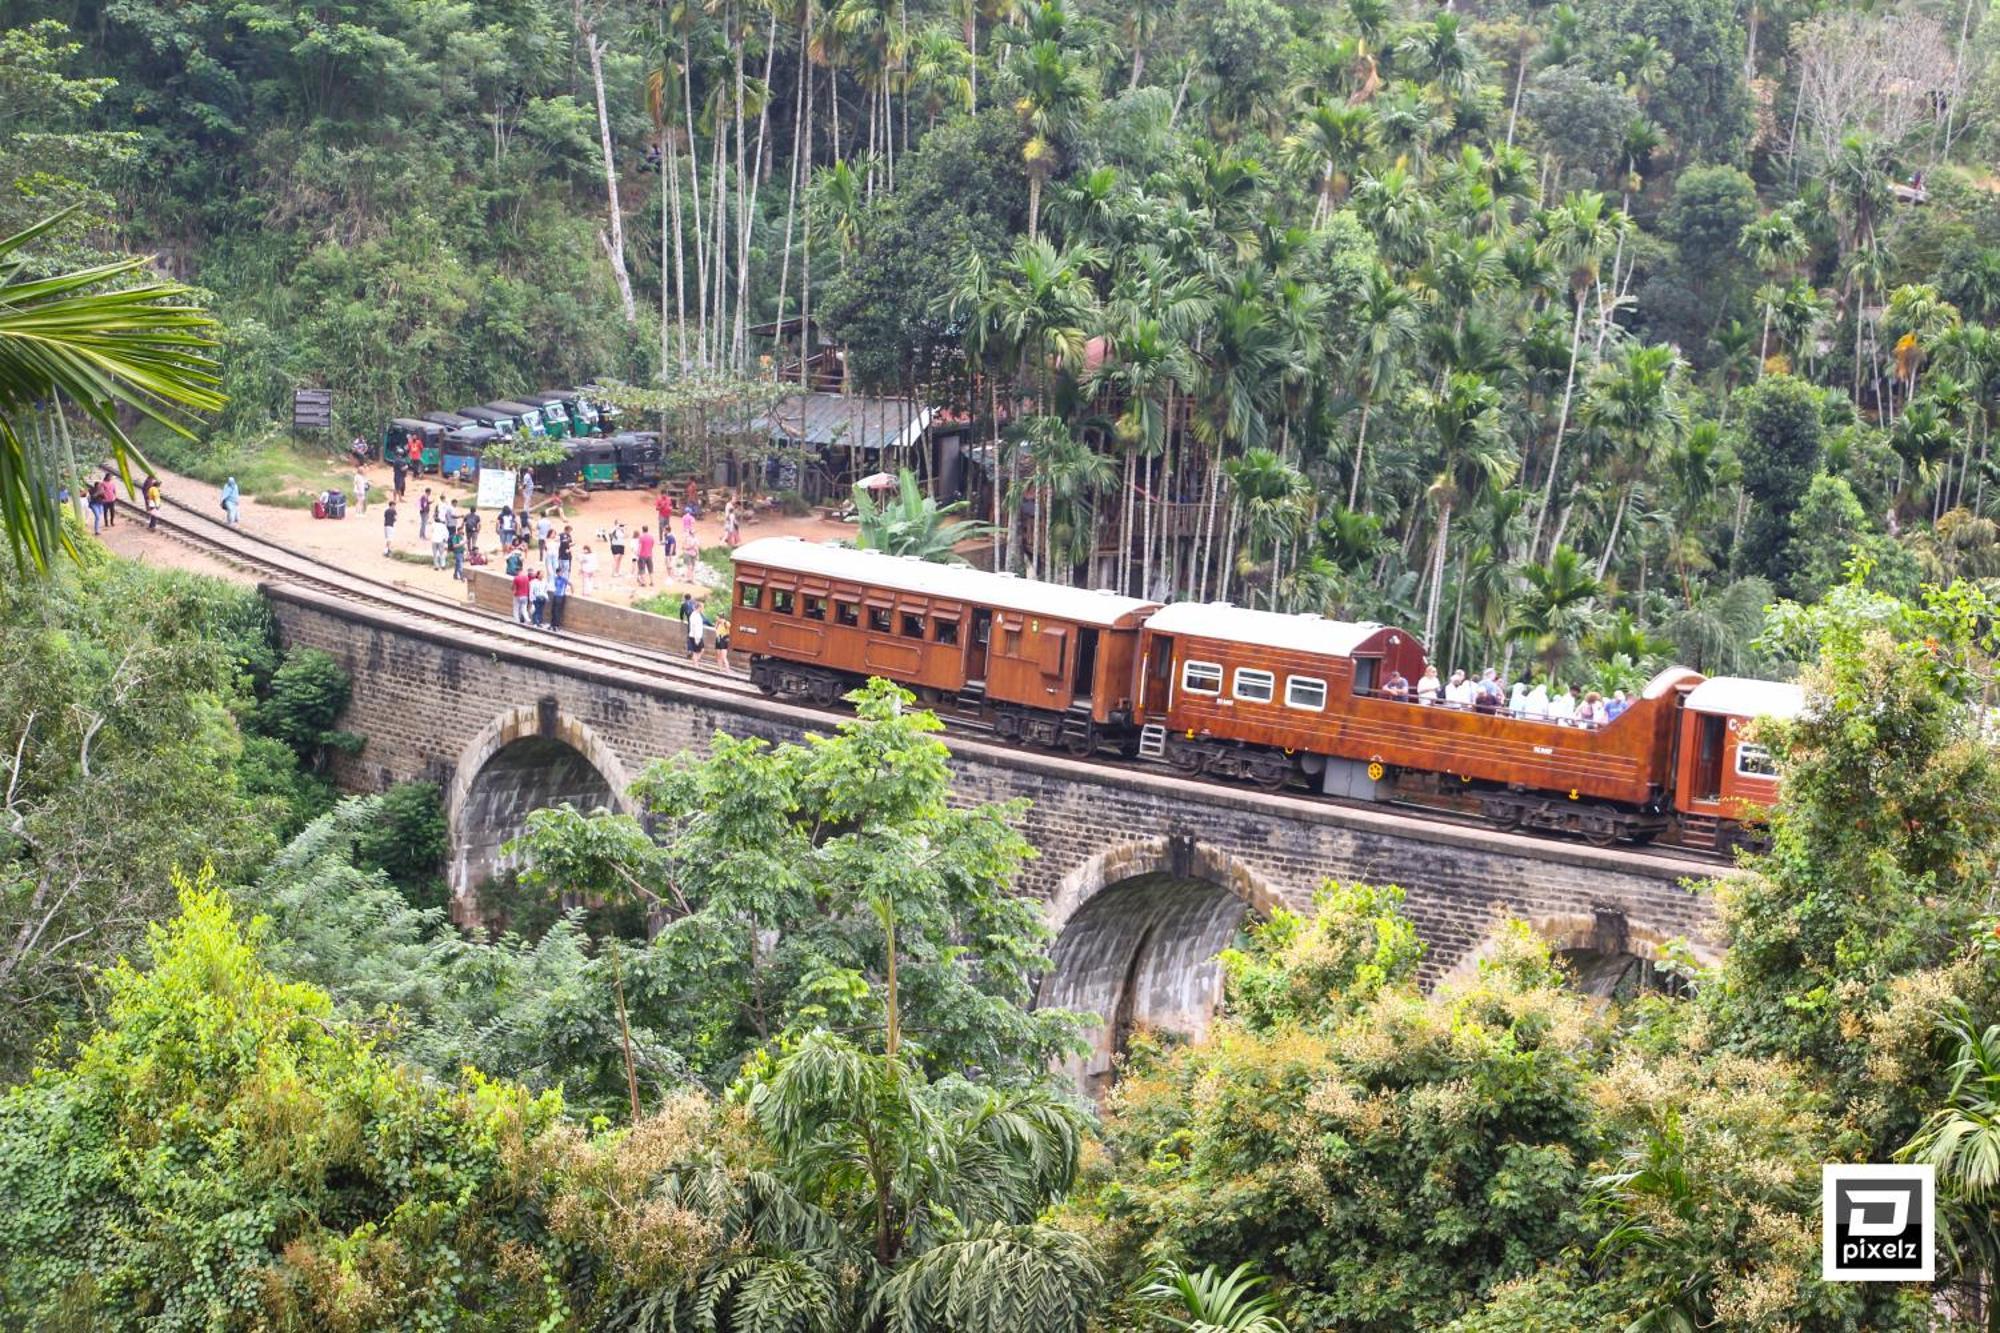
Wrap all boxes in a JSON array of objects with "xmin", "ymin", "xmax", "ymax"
[
  {"xmin": 384, "ymin": 418, "xmax": 443, "ymax": 470},
  {"xmin": 456, "ymin": 406, "xmax": 521, "ymax": 438},
  {"xmin": 488, "ymin": 401, "xmax": 551, "ymax": 438},
  {"xmin": 441, "ymin": 425, "xmax": 499, "ymax": 481},
  {"xmin": 613, "ymin": 431, "xmax": 663, "ymax": 488}
]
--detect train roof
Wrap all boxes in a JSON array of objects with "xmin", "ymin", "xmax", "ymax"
[
  {"xmin": 1684, "ymin": 676, "xmax": 1806, "ymax": 720},
  {"xmin": 733, "ymin": 537, "xmax": 1160, "ymax": 628},
  {"xmin": 1144, "ymin": 601, "xmax": 1404, "ymax": 657}
]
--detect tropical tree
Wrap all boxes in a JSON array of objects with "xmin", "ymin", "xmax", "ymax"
[
  {"xmin": 0, "ymin": 210, "xmax": 222, "ymax": 569},
  {"xmin": 1581, "ymin": 343, "xmax": 1685, "ymax": 580},
  {"xmin": 1510, "ymin": 543, "xmax": 1601, "ymax": 679},
  {"xmin": 853, "ymin": 467, "xmax": 996, "ymax": 562},
  {"xmin": 1413, "ymin": 371, "xmax": 1516, "ymax": 646}
]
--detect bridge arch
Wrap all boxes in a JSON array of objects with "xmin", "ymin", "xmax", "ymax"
[
  {"xmin": 1439, "ymin": 910, "xmax": 1719, "ymax": 999},
  {"xmin": 1037, "ymin": 837, "xmax": 1280, "ymax": 1097},
  {"xmin": 446, "ymin": 697, "xmax": 635, "ymax": 914}
]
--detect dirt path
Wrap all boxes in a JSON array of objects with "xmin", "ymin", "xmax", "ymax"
[{"xmin": 96, "ymin": 459, "xmax": 854, "ymax": 606}]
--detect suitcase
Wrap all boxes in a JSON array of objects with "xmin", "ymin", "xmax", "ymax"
[{"xmin": 327, "ymin": 493, "xmax": 347, "ymax": 519}]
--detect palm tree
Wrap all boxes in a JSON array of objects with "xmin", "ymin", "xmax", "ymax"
[
  {"xmin": 1581, "ymin": 343, "xmax": 1685, "ymax": 580},
  {"xmin": 1284, "ymin": 100, "xmax": 1374, "ymax": 224},
  {"xmin": 1344, "ymin": 264, "xmax": 1420, "ymax": 507},
  {"xmin": 1531, "ymin": 191, "xmax": 1626, "ymax": 557},
  {"xmin": 998, "ymin": 0, "xmax": 1092, "ymax": 242},
  {"xmin": 1415, "ymin": 371, "xmax": 1517, "ymax": 647},
  {"xmin": 1658, "ymin": 576, "xmax": 1769, "ymax": 673},
  {"xmin": 0, "ymin": 210, "xmax": 223, "ymax": 570},
  {"xmin": 1739, "ymin": 206, "xmax": 1808, "ymax": 374},
  {"xmin": 1402, "ymin": 13, "xmax": 1483, "ymax": 100},
  {"xmin": 1140, "ymin": 1260, "xmax": 1288, "ymax": 1332},
  {"xmin": 1902, "ymin": 1012, "xmax": 2000, "ymax": 1331},
  {"xmin": 1510, "ymin": 543, "xmax": 1601, "ymax": 680}
]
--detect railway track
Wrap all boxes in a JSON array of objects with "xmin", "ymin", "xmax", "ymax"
[{"xmin": 128, "ymin": 494, "xmax": 1726, "ymax": 873}]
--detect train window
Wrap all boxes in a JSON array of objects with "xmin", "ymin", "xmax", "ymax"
[
  {"xmin": 934, "ymin": 618, "xmax": 960, "ymax": 646},
  {"xmin": 771, "ymin": 588, "xmax": 795, "ymax": 616},
  {"xmin": 869, "ymin": 606, "xmax": 893, "ymax": 633},
  {"xmin": 1181, "ymin": 660, "xmax": 1222, "ymax": 696},
  {"xmin": 1286, "ymin": 676, "xmax": 1327, "ymax": 711},
  {"xmin": 803, "ymin": 595, "xmax": 827, "ymax": 621},
  {"xmin": 1735, "ymin": 742, "xmax": 1776, "ymax": 777},
  {"xmin": 739, "ymin": 584, "xmax": 762, "ymax": 609},
  {"xmin": 1233, "ymin": 668, "xmax": 1275, "ymax": 704},
  {"xmin": 901, "ymin": 612, "xmax": 926, "ymax": 640},
  {"xmin": 835, "ymin": 600, "xmax": 860, "ymax": 626}
]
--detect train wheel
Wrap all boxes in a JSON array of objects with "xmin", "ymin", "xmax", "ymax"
[
  {"xmin": 1062, "ymin": 725, "xmax": 1096, "ymax": 757},
  {"xmin": 1625, "ymin": 828, "xmax": 1660, "ymax": 847},
  {"xmin": 1581, "ymin": 805, "xmax": 1622, "ymax": 847},
  {"xmin": 1249, "ymin": 751, "xmax": 1293, "ymax": 791},
  {"xmin": 1481, "ymin": 797, "xmax": 1523, "ymax": 830},
  {"xmin": 1166, "ymin": 738, "xmax": 1206, "ymax": 776}
]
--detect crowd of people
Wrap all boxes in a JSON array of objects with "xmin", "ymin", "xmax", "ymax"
[{"xmin": 1376, "ymin": 664, "xmax": 1631, "ymax": 728}]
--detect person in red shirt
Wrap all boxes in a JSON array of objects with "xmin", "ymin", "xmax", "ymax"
[
  {"xmin": 654, "ymin": 489, "xmax": 674, "ymax": 539},
  {"xmin": 511, "ymin": 567, "xmax": 533, "ymax": 624},
  {"xmin": 635, "ymin": 527, "xmax": 656, "ymax": 587}
]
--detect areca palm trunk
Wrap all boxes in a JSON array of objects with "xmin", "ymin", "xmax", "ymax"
[
  {"xmin": 1595, "ymin": 480, "xmax": 1632, "ymax": 580},
  {"xmin": 1120, "ymin": 449, "xmax": 1136, "ymax": 593},
  {"xmin": 1347, "ymin": 395, "xmax": 1371, "ymax": 508},
  {"xmin": 1424, "ymin": 502, "xmax": 1452, "ymax": 647},
  {"xmin": 583, "ymin": 21, "xmax": 637, "ymax": 325},
  {"xmin": 1531, "ymin": 293, "xmax": 1588, "ymax": 557},
  {"xmin": 683, "ymin": 37, "xmax": 708, "ymax": 362},
  {"xmin": 775, "ymin": 7, "xmax": 810, "ymax": 361}
]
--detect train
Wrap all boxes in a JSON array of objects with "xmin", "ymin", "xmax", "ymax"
[{"xmin": 727, "ymin": 537, "xmax": 1804, "ymax": 852}]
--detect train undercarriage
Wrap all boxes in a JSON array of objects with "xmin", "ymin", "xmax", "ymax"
[{"xmin": 749, "ymin": 656, "xmax": 1698, "ymax": 852}]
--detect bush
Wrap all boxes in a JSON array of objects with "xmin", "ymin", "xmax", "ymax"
[
  {"xmin": 353, "ymin": 780, "xmax": 449, "ymax": 910},
  {"xmin": 251, "ymin": 647, "xmax": 363, "ymax": 766}
]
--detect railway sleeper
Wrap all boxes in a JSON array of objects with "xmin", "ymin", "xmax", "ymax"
[{"xmin": 1479, "ymin": 791, "xmax": 1668, "ymax": 847}]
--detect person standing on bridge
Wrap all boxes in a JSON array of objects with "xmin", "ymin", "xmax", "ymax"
[
  {"xmin": 511, "ymin": 562, "xmax": 532, "ymax": 623},
  {"xmin": 381, "ymin": 498, "xmax": 397, "ymax": 555},
  {"xmin": 686, "ymin": 599, "xmax": 707, "ymax": 664},
  {"xmin": 549, "ymin": 564, "xmax": 570, "ymax": 630},
  {"xmin": 529, "ymin": 568, "xmax": 549, "ymax": 628},
  {"xmin": 220, "ymin": 476, "xmax": 241, "ymax": 527}
]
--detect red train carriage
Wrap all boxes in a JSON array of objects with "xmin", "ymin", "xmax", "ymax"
[
  {"xmin": 1672, "ymin": 676, "xmax": 1805, "ymax": 850},
  {"xmin": 1136, "ymin": 603, "xmax": 1698, "ymax": 844},
  {"xmin": 731, "ymin": 538, "xmax": 1158, "ymax": 752}
]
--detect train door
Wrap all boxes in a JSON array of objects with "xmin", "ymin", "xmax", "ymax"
[
  {"xmin": 1072, "ymin": 628, "xmax": 1099, "ymax": 698},
  {"xmin": 967, "ymin": 608, "xmax": 993, "ymax": 683},
  {"xmin": 1690, "ymin": 713, "xmax": 1727, "ymax": 802},
  {"xmin": 1143, "ymin": 636, "xmax": 1175, "ymax": 714},
  {"xmin": 1351, "ymin": 656, "xmax": 1380, "ymax": 697}
]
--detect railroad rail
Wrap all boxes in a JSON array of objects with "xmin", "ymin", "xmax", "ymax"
[{"xmin": 126, "ymin": 495, "xmax": 1727, "ymax": 876}]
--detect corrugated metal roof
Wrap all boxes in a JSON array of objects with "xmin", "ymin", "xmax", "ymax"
[
  {"xmin": 1685, "ymin": 676, "xmax": 1806, "ymax": 720},
  {"xmin": 732, "ymin": 538, "xmax": 1158, "ymax": 627},
  {"xmin": 1144, "ymin": 602, "xmax": 1399, "ymax": 657},
  {"xmin": 761, "ymin": 393, "xmax": 932, "ymax": 451}
]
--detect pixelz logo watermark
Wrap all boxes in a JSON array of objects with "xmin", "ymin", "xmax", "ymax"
[{"xmin": 1822, "ymin": 1164, "xmax": 1935, "ymax": 1282}]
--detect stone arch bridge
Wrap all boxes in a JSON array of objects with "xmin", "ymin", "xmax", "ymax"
[{"xmin": 267, "ymin": 583, "xmax": 1718, "ymax": 1087}]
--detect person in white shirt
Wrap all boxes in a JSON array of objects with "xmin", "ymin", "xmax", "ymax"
[
  {"xmin": 1509, "ymin": 682, "xmax": 1529, "ymax": 716},
  {"xmin": 428, "ymin": 515, "xmax": 448, "ymax": 569},
  {"xmin": 1416, "ymin": 665, "xmax": 1441, "ymax": 704},
  {"xmin": 686, "ymin": 602, "xmax": 708, "ymax": 663},
  {"xmin": 1525, "ymin": 682, "xmax": 1550, "ymax": 718},
  {"xmin": 1444, "ymin": 670, "xmax": 1474, "ymax": 708},
  {"xmin": 1548, "ymin": 685, "xmax": 1578, "ymax": 724}
]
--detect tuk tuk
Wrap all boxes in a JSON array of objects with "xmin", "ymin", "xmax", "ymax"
[
  {"xmin": 456, "ymin": 406, "xmax": 520, "ymax": 439},
  {"xmin": 488, "ymin": 401, "xmax": 550, "ymax": 439},
  {"xmin": 613, "ymin": 431, "xmax": 664, "ymax": 488},
  {"xmin": 385, "ymin": 418, "xmax": 443, "ymax": 470},
  {"xmin": 522, "ymin": 392, "xmax": 576, "ymax": 440},
  {"xmin": 568, "ymin": 437, "xmax": 621, "ymax": 488},
  {"xmin": 441, "ymin": 425, "xmax": 499, "ymax": 481}
]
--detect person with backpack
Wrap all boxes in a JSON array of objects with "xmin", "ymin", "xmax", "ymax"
[
  {"xmin": 220, "ymin": 477, "xmax": 241, "ymax": 526},
  {"xmin": 141, "ymin": 475, "xmax": 161, "ymax": 530}
]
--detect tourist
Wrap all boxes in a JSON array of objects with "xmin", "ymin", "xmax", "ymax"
[
  {"xmin": 449, "ymin": 523, "xmax": 466, "ymax": 581},
  {"xmin": 723, "ymin": 500, "xmax": 740, "ymax": 549},
  {"xmin": 141, "ymin": 474, "xmax": 161, "ymax": 530},
  {"xmin": 381, "ymin": 498, "xmax": 397, "ymax": 555},
  {"xmin": 220, "ymin": 476, "xmax": 241, "ymax": 526},
  {"xmin": 1579, "ymin": 690, "xmax": 1605, "ymax": 727},
  {"xmin": 534, "ymin": 513, "xmax": 552, "ymax": 561},
  {"xmin": 713, "ymin": 614, "xmax": 731, "ymax": 666},
  {"xmin": 520, "ymin": 469, "xmax": 536, "ymax": 511},
  {"xmin": 391, "ymin": 456, "xmax": 407, "ymax": 500},
  {"xmin": 1415, "ymin": 665, "xmax": 1441, "ymax": 704},
  {"xmin": 428, "ymin": 510, "xmax": 447, "ymax": 570},
  {"xmin": 86, "ymin": 475, "xmax": 106, "ymax": 534},
  {"xmin": 353, "ymin": 467, "xmax": 369, "ymax": 514},
  {"xmin": 417, "ymin": 488, "xmax": 432, "ymax": 532},
  {"xmin": 504, "ymin": 540, "xmax": 524, "ymax": 578},
  {"xmin": 557, "ymin": 524, "xmax": 574, "ymax": 578},
  {"xmin": 1524, "ymin": 680, "xmax": 1550, "ymax": 719},
  {"xmin": 609, "ymin": 521, "xmax": 627, "ymax": 577},
  {"xmin": 1509, "ymin": 681, "xmax": 1529, "ymax": 717},
  {"xmin": 686, "ymin": 598, "xmax": 707, "ymax": 663},
  {"xmin": 634, "ymin": 527, "xmax": 655, "ymax": 587},
  {"xmin": 99, "ymin": 472, "xmax": 117, "ymax": 528},
  {"xmin": 683, "ymin": 534, "xmax": 701, "ymax": 581},
  {"xmin": 510, "ymin": 561, "xmax": 532, "ymax": 623},
  {"xmin": 1605, "ymin": 688, "xmax": 1630, "ymax": 722},
  {"xmin": 681, "ymin": 504, "xmax": 696, "ymax": 546},
  {"xmin": 579, "ymin": 544, "xmax": 598, "ymax": 595},
  {"xmin": 655, "ymin": 488, "xmax": 674, "ymax": 540},
  {"xmin": 549, "ymin": 565, "xmax": 569, "ymax": 630},
  {"xmin": 679, "ymin": 591, "xmax": 694, "ymax": 627},
  {"xmin": 529, "ymin": 568, "xmax": 548, "ymax": 627},
  {"xmin": 1380, "ymin": 668, "xmax": 1410, "ymax": 701},
  {"xmin": 464, "ymin": 506, "xmax": 482, "ymax": 557},
  {"xmin": 1444, "ymin": 669, "xmax": 1473, "ymax": 708},
  {"xmin": 496, "ymin": 506, "xmax": 516, "ymax": 551}
]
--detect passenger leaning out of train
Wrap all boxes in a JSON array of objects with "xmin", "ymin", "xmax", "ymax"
[
  {"xmin": 1381, "ymin": 668, "xmax": 1411, "ymax": 701},
  {"xmin": 1444, "ymin": 669, "xmax": 1474, "ymax": 708},
  {"xmin": 1476, "ymin": 668, "xmax": 1505, "ymax": 713},
  {"xmin": 1416, "ymin": 665, "xmax": 1441, "ymax": 704}
]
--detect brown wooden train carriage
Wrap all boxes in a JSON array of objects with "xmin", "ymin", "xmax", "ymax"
[
  {"xmin": 1672, "ymin": 676, "xmax": 1804, "ymax": 849},
  {"xmin": 730, "ymin": 538, "xmax": 1158, "ymax": 749},
  {"xmin": 1138, "ymin": 602, "xmax": 1699, "ymax": 843}
]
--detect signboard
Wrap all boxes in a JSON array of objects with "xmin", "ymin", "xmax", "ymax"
[
  {"xmin": 476, "ymin": 466, "xmax": 517, "ymax": 511},
  {"xmin": 292, "ymin": 388, "xmax": 333, "ymax": 431}
]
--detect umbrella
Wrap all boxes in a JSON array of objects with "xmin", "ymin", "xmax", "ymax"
[{"xmin": 857, "ymin": 471, "xmax": 899, "ymax": 491}]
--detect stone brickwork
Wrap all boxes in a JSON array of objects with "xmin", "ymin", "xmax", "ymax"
[{"xmin": 264, "ymin": 583, "xmax": 1722, "ymax": 987}]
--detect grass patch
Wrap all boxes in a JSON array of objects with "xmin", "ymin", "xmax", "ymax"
[
  {"xmin": 137, "ymin": 423, "xmax": 344, "ymax": 500},
  {"xmin": 631, "ymin": 592, "xmax": 683, "ymax": 619}
]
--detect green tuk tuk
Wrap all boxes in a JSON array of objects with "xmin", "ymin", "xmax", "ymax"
[
  {"xmin": 388, "ymin": 418, "xmax": 445, "ymax": 470},
  {"xmin": 523, "ymin": 392, "xmax": 577, "ymax": 439},
  {"xmin": 568, "ymin": 437, "xmax": 620, "ymax": 488},
  {"xmin": 489, "ymin": 401, "xmax": 551, "ymax": 439},
  {"xmin": 613, "ymin": 431, "xmax": 664, "ymax": 488},
  {"xmin": 441, "ymin": 425, "xmax": 499, "ymax": 481}
]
